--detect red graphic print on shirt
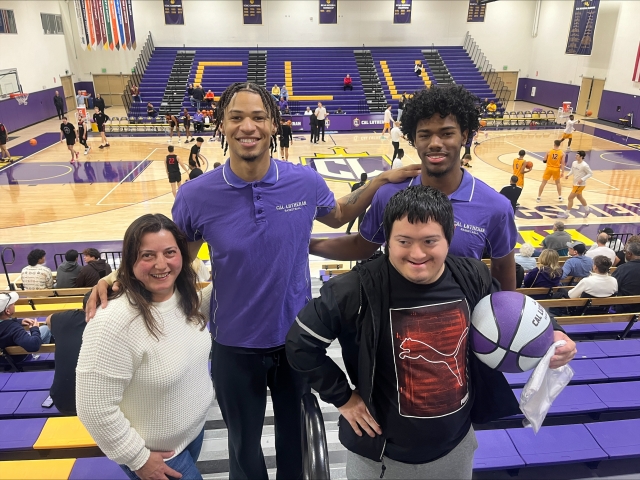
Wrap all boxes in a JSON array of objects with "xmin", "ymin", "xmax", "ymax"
[{"xmin": 390, "ymin": 300, "xmax": 470, "ymax": 418}]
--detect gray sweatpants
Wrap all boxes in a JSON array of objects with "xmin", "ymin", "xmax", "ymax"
[{"xmin": 346, "ymin": 427, "xmax": 478, "ymax": 480}]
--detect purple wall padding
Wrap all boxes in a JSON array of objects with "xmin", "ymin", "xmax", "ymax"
[
  {"xmin": 516, "ymin": 78, "xmax": 580, "ymax": 110},
  {"xmin": 74, "ymin": 81, "xmax": 95, "ymax": 98},
  {"xmin": 597, "ymin": 90, "xmax": 640, "ymax": 126},
  {"xmin": 0, "ymin": 88, "xmax": 66, "ymax": 133}
]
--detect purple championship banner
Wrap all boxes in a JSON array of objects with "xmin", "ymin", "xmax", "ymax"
[
  {"xmin": 393, "ymin": 0, "xmax": 411, "ymax": 24},
  {"xmin": 566, "ymin": 0, "xmax": 599, "ymax": 55},
  {"xmin": 164, "ymin": 0, "xmax": 184, "ymax": 25},
  {"xmin": 319, "ymin": 0, "xmax": 337, "ymax": 24},
  {"xmin": 243, "ymin": 0, "xmax": 262, "ymax": 25},
  {"xmin": 467, "ymin": 0, "xmax": 486, "ymax": 22}
]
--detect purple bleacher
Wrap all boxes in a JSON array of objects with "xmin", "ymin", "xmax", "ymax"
[
  {"xmin": 592, "ymin": 321, "xmax": 640, "ymax": 334},
  {"xmin": 14, "ymin": 390, "xmax": 61, "ymax": 417},
  {"xmin": 69, "ymin": 456, "xmax": 129, "ymax": 480},
  {"xmin": 438, "ymin": 47, "xmax": 496, "ymax": 101},
  {"xmin": 0, "ymin": 373, "xmax": 11, "ymax": 390},
  {"xmin": 593, "ymin": 339, "xmax": 640, "ymax": 357},
  {"xmin": 129, "ymin": 48, "xmax": 177, "ymax": 117},
  {"xmin": 512, "ymin": 385, "xmax": 607, "ymax": 415},
  {"xmin": 594, "ymin": 356, "xmax": 640, "ymax": 380},
  {"xmin": 473, "ymin": 430, "xmax": 524, "ymax": 470},
  {"xmin": 504, "ymin": 359, "xmax": 606, "ymax": 387},
  {"xmin": 563, "ymin": 324, "xmax": 599, "ymax": 336},
  {"xmin": 370, "ymin": 47, "xmax": 431, "ymax": 104},
  {"xmin": 507, "ymin": 424, "xmax": 607, "ymax": 466},
  {"xmin": 0, "ymin": 391, "xmax": 26, "ymax": 417},
  {"xmin": 590, "ymin": 381, "xmax": 640, "ymax": 410},
  {"xmin": 574, "ymin": 341, "xmax": 607, "ymax": 359},
  {"xmin": 0, "ymin": 418, "xmax": 46, "ymax": 451},
  {"xmin": 0, "ymin": 371, "xmax": 54, "ymax": 392},
  {"xmin": 586, "ymin": 419, "xmax": 640, "ymax": 459}
]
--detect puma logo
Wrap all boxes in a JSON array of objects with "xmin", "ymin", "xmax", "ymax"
[{"xmin": 398, "ymin": 328, "xmax": 469, "ymax": 386}]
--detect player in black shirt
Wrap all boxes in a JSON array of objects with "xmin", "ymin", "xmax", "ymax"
[
  {"xmin": 183, "ymin": 109, "xmax": 193, "ymax": 143},
  {"xmin": 92, "ymin": 107, "xmax": 110, "ymax": 149},
  {"xmin": 77, "ymin": 113, "xmax": 90, "ymax": 155},
  {"xmin": 60, "ymin": 117, "xmax": 79, "ymax": 163},
  {"xmin": 165, "ymin": 145, "xmax": 187, "ymax": 198},
  {"xmin": 190, "ymin": 137, "xmax": 204, "ymax": 168},
  {"xmin": 0, "ymin": 122, "xmax": 10, "ymax": 163},
  {"xmin": 279, "ymin": 119, "xmax": 293, "ymax": 161},
  {"xmin": 166, "ymin": 113, "xmax": 181, "ymax": 143},
  {"xmin": 499, "ymin": 175, "xmax": 523, "ymax": 213}
]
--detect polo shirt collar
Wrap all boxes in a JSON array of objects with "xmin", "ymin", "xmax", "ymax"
[
  {"xmin": 222, "ymin": 158, "xmax": 279, "ymax": 188},
  {"xmin": 408, "ymin": 168, "xmax": 475, "ymax": 202}
]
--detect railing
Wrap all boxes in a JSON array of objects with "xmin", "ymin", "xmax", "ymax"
[
  {"xmin": 301, "ymin": 393, "xmax": 330, "ymax": 480},
  {"xmin": 53, "ymin": 251, "xmax": 121, "ymax": 271},
  {"xmin": 124, "ymin": 31, "xmax": 155, "ymax": 111},
  {"xmin": 463, "ymin": 32, "xmax": 511, "ymax": 108},
  {"xmin": 1, "ymin": 247, "xmax": 16, "ymax": 291}
]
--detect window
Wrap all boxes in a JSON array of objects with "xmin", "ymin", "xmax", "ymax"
[
  {"xmin": 0, "ymin": 9, "xmax": 17, "ymax": 34},
  {"xmin": 41, "ymin": 13, "xmax": 63, "ymax": 35}
]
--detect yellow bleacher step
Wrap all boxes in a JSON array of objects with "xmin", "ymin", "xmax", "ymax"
[
  {"xmin": 0, "ymin": 459, "xmax": 76, "ymax": 480},
  {"xmin": 33, "ymin": 417, "xmax": 97, "ymax": 450}
]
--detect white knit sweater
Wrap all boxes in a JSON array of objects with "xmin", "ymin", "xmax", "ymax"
[{"xmin": 76, "ymin": 285, "xmax": 213, "ymax": 471}]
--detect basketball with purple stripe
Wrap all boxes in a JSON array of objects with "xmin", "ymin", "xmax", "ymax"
[{"xmin": 470, "ymin": 291, "xmax": 554, "ymax": 373}]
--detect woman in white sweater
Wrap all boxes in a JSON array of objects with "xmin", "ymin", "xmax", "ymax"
[
  {"xmin": 77, "ymin": 214, "xmax": 212, "ymax": 480},
  {"xmin": 568, "ymin": 255, "xmax": 618, "ymax": 299}
]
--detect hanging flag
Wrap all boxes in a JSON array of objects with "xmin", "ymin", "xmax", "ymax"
[
  {"xmin": 633, "ymin": 42, "xmax": 640, "ymax": 82},
  {"xmin": 108, "ymin": 0, "xmax": 120, "ymax": 50},
  {"xmin": 164, "ymin": 0, "xmax": 184, "ymax": 25},
  {"xmin": 126, "ymin": 0, "xmax": 137, "ymax": 49},
  {"xmin": 121, "ymin": 0, "xmax": 131, "ymax": 48},
  {"xmin": 115, "ymin": 0, "xmax": 126, "ymax": 49},
  {"xmin": 393, "ymin": 0, "xmax": 411, "ymax": 24},
  {"xmin": 243, "ymin": 0, "xmax": 262, "ymax": 25},
  {"xmin": 319, "ymin": 0, "xmax": 337, "ymax": 24},
  {"xmin": 85, "ymin": 0, "xmax": 96, "ymax": 49},
  {"xmin": 74, "ymin": 0, "xmax": 88, "ymax": 49},
  {"xmin": 94, "ymin": 0, "xmax": 106, "ymax": 48},
  {"xmin": 565, "ymin": 0, "xmax": 600, "ymax": 55}
]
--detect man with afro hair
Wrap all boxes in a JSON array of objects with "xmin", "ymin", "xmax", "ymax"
[{"xmin": 310, "ymin": 84, "xmax": 518, "ymax": 290}]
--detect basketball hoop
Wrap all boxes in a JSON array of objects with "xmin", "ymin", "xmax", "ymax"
[{"xmin": 9, "ymin": 93, "xmax": 29, "ymax": 105}]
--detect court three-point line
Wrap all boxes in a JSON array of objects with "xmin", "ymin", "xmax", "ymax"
[{"xmin": 96, "ymin": 148, "xmax": 158, "ymax": 205}]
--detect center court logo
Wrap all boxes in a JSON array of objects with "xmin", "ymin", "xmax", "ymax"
[{"xmin": 300, "ymin": 147, "xmax": 392, "ymax": 183}]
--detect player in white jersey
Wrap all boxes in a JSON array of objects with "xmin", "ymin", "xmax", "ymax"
[
  {"xmin": 381, "ymin": 105, "xmax": 394, "ymax": 138},
  {"xmin": 558, "ymin": 150, "xmax": 592, "ymax": 219},
  {"xmin": 559, "ymin": 114, "xmax": 580, "ymax": 148}
]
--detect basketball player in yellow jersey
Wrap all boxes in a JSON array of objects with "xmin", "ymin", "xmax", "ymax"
[
  {"xmin": 537, "ymin": 140, "xmax": 565, "ymax": 202},
  {"xmin": 512, "ymin": 149, "xmax": 532, "ymax": 188}
]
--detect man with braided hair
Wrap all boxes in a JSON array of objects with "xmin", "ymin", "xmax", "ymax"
[
  {"xmin": 164, "ymin": 82, "xmax": 419, "ymax": 479},
  {"xmin": 309, "ymin": 84, "xmax": 522, "ymax": 291}
]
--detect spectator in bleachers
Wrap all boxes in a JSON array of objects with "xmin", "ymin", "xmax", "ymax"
[
  {"xmin": 0, "ymin": 292, "xmax": 52, "ymax": 363},
  {"xmin": 147, "ymin": 103, "xmax": 157, "ymax": 118},
  {"xmin": 21, "ymin": 249, "xmax": 54, "ymax": 290},
  {"xmin": 192, "ymin": 85, "xmax": 205, "ymax": 111},
  {"xmin": 280, "ymin": 84, "xmax": 289, "ymax": 101},
  {"xmin": 304, "ymin": 106, "xmax": 312, "ymax": 116},
  {"xmin": 600, "ymin": 227, "xmax": 625, "ymax": 252},
  {"xmin": 392, "ymin": 148, "xmax": 405, "ymax": 170},
  {"xmin": 76, "ymin": 248, "xmax": 112, "ymax": 288},
  {"xmin": 77, "ymin": 214, "xmax": 213, "ymax": 480},
  {"xmin": 343, "ymin": 74, "xmax": 353, "ymax": 91},
  {"xmin": 523, "ymin": 249, "xmax": 563, "ymax": 288},
  {"xmin": 414, "ymin": 62, "xmax": 423, "ymax": 77},
  {"xmin": 278, "ymin": 97, "xmax": 288, "ymax": 112},
  {"xmin": 586, "ymin": 232, "xmax": 617, "ymax": 263},
  {"xmin": 562, "ymin": 241, "xmax": 593, "ymax": 279},
  {"xmin": 187, "ymin": 83, "xmax": 195, "ymax": 107},
  {"xmin": 94, "ymin": 94, "xmax": 106, "ymax": 114},
  {"xmin": 486, "ymin": 100, "xmax": 497, "ymax": 117},
  {"xmin": 336, "ymin": 107, "xmax": 344, "ymax": 114},
  {"xmin": 130, "ymin": 85, "xmax": 141, "ymax": 102},
  {"xmin": 205, "ymin": 90, "xmax": 215, "ymax": 109},
  {"xmin": 45, "ymin": 292, "xmax": 90, "ymax": 415},
  {"xmin": 390, "ymin": 120, "xmax": 402, "ymax": 160},
  {"xmin": 541, "ymin": 221, "xmax": 571, "ymax": 256},
  {"xmin": 612, "ymin": 235, "xmax": 640, "ymax": 312},
  {"xmin": 499, "ymin": 176, "xmax": 522, "ymax": 213},
  {"xmin": 271, "ymin": 84, "xmax": 281, "ymax": 100},
  {"xmin": 55, "ymin": 249, "xmax": 82, "ymax": 288},
  {"xmin": 193, "ymin": 110, "xmax": 204, "ymax": 132},
  {"xmin": 568, "ymin": 255, "xmax": 617, "ymax": 298},
  {"xmin": 515, "ymin": 243, "xmax": 537, "ymax": 271}
]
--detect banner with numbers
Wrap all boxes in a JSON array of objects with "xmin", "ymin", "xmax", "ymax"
[
  {"xmin": 319, "ymin": 0, "xmax": 337, "ymax": 24},
  {"xmin": 164, "ymin": 0, "xmax": 184, "ymax": 25},
  {"xmin": 565, "ymin": 0, "xmax": 599, "ymax": 55},
  {"xmin": 74, "ymin": 0, "xmax": 136, "ymax": 50},
  {"xmin": 467, "ymin": 0, "xmax": 486, "ymax": 22},
  {"xmin": 243, "ymin": 0, "xmax": 262, "ymax": 25},
  {"xmin": 393, "ymin": 0, "xmax": 411, "ymax": 24}
]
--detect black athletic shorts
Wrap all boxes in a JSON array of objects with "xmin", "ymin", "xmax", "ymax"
[
  {"xmin": 0, "ymin": 136, "xmax": 6, "ymax": 146},
  {"xmin": 97, "ymin": 124, "xmax": 105, "ymax": 133},
  {"xmin": 279, "ymin": 138, "xmax": 290, "ymax": 148},
  {"xmin": 168, "ymin": 171, "xmax": 181, "ymax": 183},
  {"xmin": 66, "ymin": 137, "xmax": 76, "ymax": 146}
]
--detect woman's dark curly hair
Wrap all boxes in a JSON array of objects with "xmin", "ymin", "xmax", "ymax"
[{"xmin": 400, "ymin": 85, "xmax": 480, "ymax": 147}]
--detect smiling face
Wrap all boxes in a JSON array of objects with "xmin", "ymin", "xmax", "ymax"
[
  {"xmin": 219, "ymin": 91, "xmax": 276, "ymax": 164},
  {"xmin": 132, "ymin": 229, "xmax": 183, "ymax": 302},
  {"xmin": 387, "ymin": 217, "xmax": 448, "ymax": 285},
  {"xmin": 413, "ymin": 114, "xmax": 467, "ymax": 179}
]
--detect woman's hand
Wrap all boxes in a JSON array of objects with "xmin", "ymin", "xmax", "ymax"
[{"xmin": 135, "ymin": 451, "xmax": 182, "ymax": 480}]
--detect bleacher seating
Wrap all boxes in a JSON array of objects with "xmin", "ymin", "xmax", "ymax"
[
  {"xmin": 438, "ymin": 46, "xmax": 496, "ymax": 102},
  {"xmin": 370, "ymin": 47, "xmax": 432, "ymax": 107}
]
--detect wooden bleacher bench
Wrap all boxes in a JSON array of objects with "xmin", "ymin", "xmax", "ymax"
[
  {"xmin": 555, "ymin": 312, "xmax": 639, "ymax": 325},
  {"xmin": 538, "ymin": 295, "xmax": 640, "ymax": 310},
  {"xmin": 516, "ymin": 286, "xmax": 573, "ymax": 296},
  {"xmin": 3, "ymin": 344, "xmax": 56, "ymax": 356},
  {"xmin": 12, "ymin": 287, "xmax": 92, "ymax": 298},
  {"xmin": 321, "ymin": 264, "xmax": 343, "ymax": 270},
  {"xmin": 323, "ymin": 269, "xmax": 351, "ymax": 276}
]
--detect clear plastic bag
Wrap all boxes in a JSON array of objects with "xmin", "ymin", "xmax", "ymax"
[{"xmin": 519, "ymin": 340, "xmax": 574, "ymax": 433}]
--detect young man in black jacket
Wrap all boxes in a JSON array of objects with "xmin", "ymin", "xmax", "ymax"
[
  {"xmin": 287, "ymin": 186, "xmax": 576, "ymax": 479},
  {"xmin": 0, "ymin": 292, "xmax": 52, "ymax": 363}
]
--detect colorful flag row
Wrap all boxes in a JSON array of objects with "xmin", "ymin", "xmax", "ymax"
[{"xmin": 74, "ymin": 0, "xmax": 136, "ymax": 51}]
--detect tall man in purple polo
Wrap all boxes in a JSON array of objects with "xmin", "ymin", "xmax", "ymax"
[
  {"xmin": 309, "ymin": 84, "xmax": 518, "ymax": 291},
  {"xmin": 171, "ymin": 82, "xmax": 420, "ymax": 479}
]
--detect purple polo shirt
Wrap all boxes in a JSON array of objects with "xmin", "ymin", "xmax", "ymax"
[
  {"xmin": 172, "ymin": 159, "xmax": 335, "ymax": 348},
  {"xmin": 359, "ymin": 169, "xmax": 517, "ymax": 259}
]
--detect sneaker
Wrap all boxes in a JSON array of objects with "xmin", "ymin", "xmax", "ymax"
[
  {"xmin": 536, "ymin": 197, "xmax": 541, "ymax": 202},
  {"xmin": 99, "ymin": 145, "xmax": 105, "ymax": 149},
  {"xmin": 559, "ymin": 196, "xmax": 564, "ymax": 201},
  {"xmin": 70, "ymin": 158, "xmax": 75, "ymax": 164},
  {"xmin": 168, "ymin": 139, "xmax": 172, "ymax": 143},
  {"xmin": 86, "ymin": 146, "xmax": 91, "ymax": 154},
  {"xmin": 105, "ymin": 143, "xmax": 110, "ymax": 147},
  {"xmin": 557, "ymin": 211, "xmax": 569, "ymax": 218}
]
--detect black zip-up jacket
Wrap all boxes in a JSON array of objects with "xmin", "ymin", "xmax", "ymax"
[
  {"xmin": 53, "ymin": 95, "xmax": 64, "ymax": 108},
  {"xmin": 287, "ymin": 255, "xmax": 562, "ymax": 462}
]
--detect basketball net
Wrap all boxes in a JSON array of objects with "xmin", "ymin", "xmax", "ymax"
[
  {"xmin": 15, "ymin": 93, "xmax": 29, "ymax": 105},
  {"xmin": 556, "ymin": 106, "xmax": 573, "ymax": 121}
]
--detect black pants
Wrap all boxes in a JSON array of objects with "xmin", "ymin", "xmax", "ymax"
[
  {"xmin": 212, "ymin": 342, "xmax": 307, "ymax": 480},
  {"xmin": 78, "ymin": 128, "xmax": 88, "ymax": 148},
  {"xmin": 317, "ymin": 119, "xmax": 326, "ymax": 141},
  {"xmin": 343, "ymin": 84, "xmax": 353, "ymax": 91},
  {"xmin": 310, "ymin": 125, "xmax": 319, "ymax": 143},
  {"xmin": 346, "ymin": 213, "xmax": 365, "ymax": 234},
  {"xmin": 56, "ymin": 106, "xmax": 64, "ymax": 120},
  {"xmin": 392, "ymin": 141, "xmax": 400, "ymax": 160}
]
